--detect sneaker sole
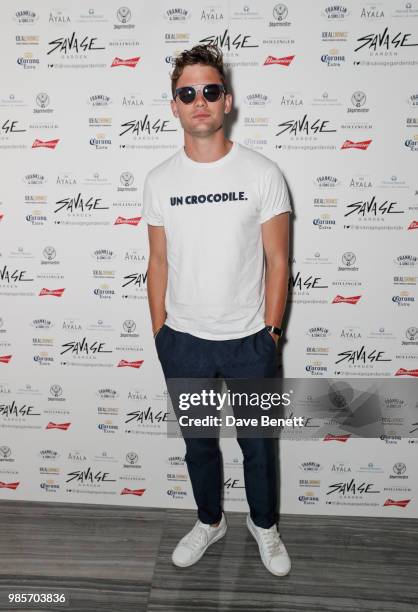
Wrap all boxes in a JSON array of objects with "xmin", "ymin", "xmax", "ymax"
[
  {"xmin": 172, "ymin": 522, "xmax": 227, "ymax": 568},
  {"xmin": 246, "ymin": 515, "xmax": 291, "ymax": 577}
]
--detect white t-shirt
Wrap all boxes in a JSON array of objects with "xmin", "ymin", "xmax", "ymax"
[{"xmin": 142, "ymin": 141, "xmax": 292, "ymax": 340}]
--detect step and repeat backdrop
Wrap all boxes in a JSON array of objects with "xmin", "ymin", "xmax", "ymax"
[{"xmin": 0, "ymin": 0, "xmax": 417, "ymax": 517}]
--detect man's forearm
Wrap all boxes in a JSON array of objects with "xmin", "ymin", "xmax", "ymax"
[
  {"xmin": 147, "ymin": 258, "xmax": 168, "ymax": 334},
  {"xmin": 264, "ymin": 259, "xmax": 289, "ymax": 328}
]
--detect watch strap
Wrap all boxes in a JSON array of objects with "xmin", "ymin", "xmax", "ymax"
[{"xmin": 265, "ymin": 325, "xmax": 283, "ymax": 338}]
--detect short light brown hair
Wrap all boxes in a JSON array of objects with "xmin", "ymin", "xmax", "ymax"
[{"xmin": 170, "ymin": 44, "xmax": 227, "ymax": 98}]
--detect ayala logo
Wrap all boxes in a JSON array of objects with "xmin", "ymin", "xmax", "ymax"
[
  {"xmin": 60, "ymin": 338, "xmax": 112, "ymax": 356},
  {"xmin": 0, "ymin": 355, "xmax": 12, "ymax": 364},
  {"xmin": 327, "ymin": 478, "xmax": 379, "ymax": 495},
  {"xmin": 332, "ymin": 295, "xmax": 361, "ymax": 304},
  {"xmin": 125, "ymin": 406, "xmax": 167, "ymax": 423},
  {"xmin": 46, "ymin": 422, "xmax": 71, "ymax": 430},
  {"xmin": 264, "ymin": 55, "xmax": 294, "ymax": 66},
  {"xmin": 54, "ymin": 193, "xmax": 108, "ymax": 214},
  {"xmin": 201, "ymin": 7, "xmax": 224, "ymax": 21},
  {"xmin": 276, "ymin": 114, "xmax": 336, "ymax": 137},
  {"xmin": 66, "ymin": 467, "xmax": 116, "ymax": 483},
  {"xmin": 350, "ymin": 175, "xmax": 372, "ymax": 188},
  {"xmin": 335, "ymin": 345, "xmax": 391, "ymax": 364},
  {"xmin": 344, "ymin": 196, "xmax": 403, "ymax": 217},
  {"xmin": 111, "ymin": 56, "xmax": 140, "ymax": 68},
  {"xmin": 354, "ymin": 27, "xmax": 418, "ymax": 53},
  {"xmin": 199, "ymin": 29, "xmax": 258, "ymax": 50},
  {"xmin": 114, "ymin": 216, "xmax": 141, "ymax": 225},
  {"xmin": 120, "ymin": 115, "xmax": 176, "ymax": 136},
  {"xmin": 117, "ymin": 359, "xmax": 144, "ymax": 368},
  {"xmin": 32, "ymin": 139, "xmax": 59, "ymax": 149},
  {"xmin": 121, "ymin": 487, "xmax": 146, "ymax": 496},
  {"xmin": 341, "ymin": 139, "xmax": 372, "ymax": 150},
  {"xmin": 323, "ymin": 434, "xmax": 351, "ymax": 442},
  {"xmin": 395, "ymin": 368, "xmax": 418, "ymax": 377},
  {"xmin": 289, "ymin": 272, "xmax": 328, "ymax": 290},
  {"xmin": 39, "ymin": 288, "xmax": 65, "ymax": 297},
  {"xmin": 408, "ymin": 220, "xmax": 418, "ymax": 230},
  {"xmin": 47, "ymin": 32, "xmax": 105, "ymax": 55}
]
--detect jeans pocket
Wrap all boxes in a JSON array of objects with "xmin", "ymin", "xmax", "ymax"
[
  {"xmin": 154, "ymin": 324, "xmax": 167, "ymax": 342},
  {"xmin": 262, "ymin": 327, "xmax": 277, "ymax": 349}
]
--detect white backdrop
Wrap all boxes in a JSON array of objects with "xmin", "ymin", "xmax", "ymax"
[{"xmin": 0, "ymin": 0, "xmax": 417, "ymax": 517}]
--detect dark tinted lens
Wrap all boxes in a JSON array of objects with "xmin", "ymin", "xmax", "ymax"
[
  {"xmin": 178, "ymin": 87, "xmax": 196, "ymax": 104},
  {"xmin": 203, "ymin": 84, "xmax": 222, "ymax": 102}
]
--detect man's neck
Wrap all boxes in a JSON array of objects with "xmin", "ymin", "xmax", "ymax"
[{"xmin": 183, "ymin": 133, "xmax": 233, "ymax": 163}]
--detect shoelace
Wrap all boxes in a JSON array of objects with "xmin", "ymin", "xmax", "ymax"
[
  {"xmin": 182, "ymin": 522, "xmax": 210, "ymax": 552},
  {"xmin": 259, "ymin": 526, "xmax": 283, "ymax": 556}
]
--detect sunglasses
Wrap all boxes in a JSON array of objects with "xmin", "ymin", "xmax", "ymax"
[{"xmin": 173, "ymin": 83, "xmax": 227, "ymax": 104}]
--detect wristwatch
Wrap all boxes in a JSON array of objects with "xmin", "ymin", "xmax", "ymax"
[{"xmin": 265, "ymin": 325, "xmax": 284, "ymax": 338}]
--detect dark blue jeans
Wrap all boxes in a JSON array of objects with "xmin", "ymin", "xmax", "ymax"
[{"xmin": 155, "ymin": 324, "xmax": 280, "ymax": 529}]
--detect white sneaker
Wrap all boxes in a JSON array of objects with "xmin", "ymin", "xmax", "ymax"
[
  {"xmin": 171, "ymin": 512, "xmax": 227, "ymax": 568},
  {"xmin": 247, "ymin": 514, "xmax": 291, "ymax": 576}
]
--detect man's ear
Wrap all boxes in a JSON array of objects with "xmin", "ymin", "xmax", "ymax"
[{"xmin": 224, "ymin": 93, "xmax": 233, "ymax": 115}]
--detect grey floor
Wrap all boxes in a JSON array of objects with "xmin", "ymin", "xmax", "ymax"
[{"xmin": 0, "ymin": 500, "xmax": 417, "ymax": 612}]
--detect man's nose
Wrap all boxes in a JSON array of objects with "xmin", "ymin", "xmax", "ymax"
[{"xmin": 194, "ymin": 90, "xmax": 207, "ymax": 105}]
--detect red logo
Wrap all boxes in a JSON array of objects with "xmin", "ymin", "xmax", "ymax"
[
  {"xmin": 117, "ymin": 359, "xmax": 144, "ymax": 368},
  {"xmin": 39, "ymin": 288, "xmax": 65, "ymax": 297},
  {"xmin": 323, "ymin": 434, "xmax": 351, "ymax": 442},
  {"xmin": 0, "ymin": 213, "xmax": 4, "ymax": 222},
  {"xmin": 341, "ymin": 139, "xmax": 372, "ymax": 150},
  {"xmin": 0, "ymin": 355, "xmax": 12, "ymax": 364},
  {"xmin": 332, "ymin": 295, "xmax": 361, "ymax": 304},
  {"xmin": 121, "ymin": 488, "xmax": 146, "ymax": 496},
  {"xmin": 383, "ymin": 499, "xmax": 411, "ymax": 508},
  {"xmin": 114, "ymin": 216, "xmax": 141, "ymax": 226},
  {"xmin": 32, "ymin": 139, "xmax": 60, "ymax": 149},
  {"xmin": 46, "ymin": 422, "xmax": 71, "ymax": 430},
  {"xmin": 395, "ymin": 368, "xmax": 418, "ymax": 377},
  {"xmin": 407, "ymin": 220, "xmax": 418, "ymax": 230},
  {"xmin": 263, "ymin": 55, "xmax": 294, "ymax": 66},
  {"xmin": 111, "ymin": 56, "xmax": 140, "ymax": 68},
  {"xmin": 0, "ymin": 481, "xmax": 19, "ymax": 490}
]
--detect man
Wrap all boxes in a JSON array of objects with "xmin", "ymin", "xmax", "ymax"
[{"xmin": 142, "ymin": 44, "xmax": 292, "ymax": 577}]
